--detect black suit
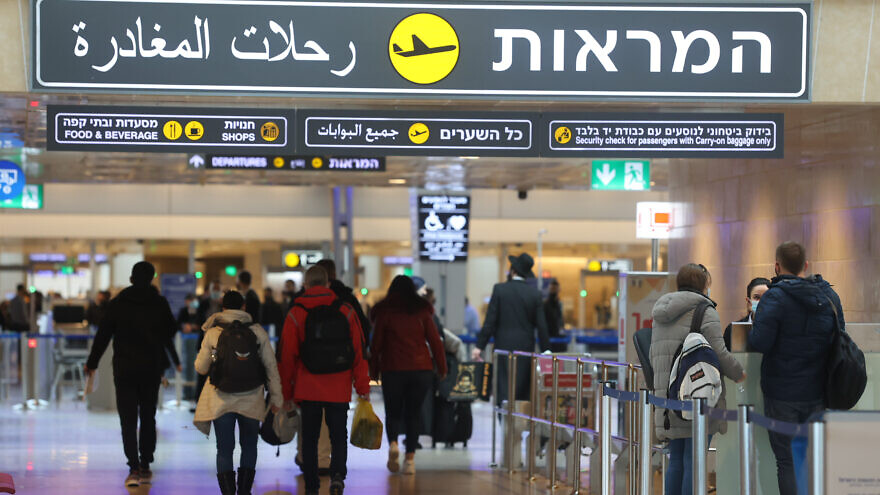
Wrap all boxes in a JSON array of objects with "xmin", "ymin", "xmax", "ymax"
[{"xmin": 476, "ymin": 279, "xmax": 550, "ymax": 406}]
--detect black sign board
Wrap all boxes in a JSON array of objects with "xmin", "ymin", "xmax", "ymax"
[
  {"xmin": 418, "ymin": 194, "xmax": 470, "ymax": 262},
  {"xmin": 189, "ymin": 154, "xmax": 385, "ymax": 171},
  {"xmin": 543, "ymin": 113, "xmax": 784, "ymax": 158},
  {"xmin": 47, "ymin": 105, "xmax": 295, "ymax": 153},
  {"xmin": 34, "ymin": 0, "xmax": 811, "ymax": 102},
  {"xmin": 300, "ymin": 111, "xmax": 536, "ymax": 156}
]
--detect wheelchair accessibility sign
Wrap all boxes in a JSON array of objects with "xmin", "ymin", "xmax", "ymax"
[{"xmin": 0, "ymin": 160, "xmax": 25, "ymax": 200}]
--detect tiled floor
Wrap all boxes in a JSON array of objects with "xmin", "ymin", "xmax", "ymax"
[{"xmin": 0, "ymin": 390, "xmax": 552, "ymax": 494}]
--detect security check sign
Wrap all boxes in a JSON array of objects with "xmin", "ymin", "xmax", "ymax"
[{"xmin": 34, "ymin": 0, "xmax": 811, "ymax": 102}]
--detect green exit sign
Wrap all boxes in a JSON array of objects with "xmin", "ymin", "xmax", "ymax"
[
  {"xmin": 0, "ymin": 184, "xmax": 43, "ymax": 210},
  {"xmin": 591, "ymin": 160, "xmax": 650, "ymax": 191}
]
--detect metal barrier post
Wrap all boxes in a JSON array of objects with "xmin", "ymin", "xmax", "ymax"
[
  {"xmin": 18, "ymin": 336, "xmax": 31, "ymax": 410},
  {"xmin": 527, "ymin": 353, "xmax": 538, "ymax": 481},
  {"xmin": 692, "ymin": 398, "xmax": 708, "ymax": 495},
  {"xmin": 738, "ymin": 405, "xmax": 756, "ymax": 495},
  {"xmin": 809, "ymin": 420, "xmax": 825, "ymax": 495},
  {"xmin": 506, "ymin": 352, "xmax": 517, "ymax": 474},
  {"xmin": 174, "ymin": 333, "xmax": 184, "ymax": 405},
  {"xmin": 628, "ymin": 365, "xmax": 637, "ymax": 495},
  {"xmin": 572, "ymin": 358, "xmax": 584, "ymax": 494},
  {"xmin": 601, "ymin": 388, "xmax": 612, "ymax": 495},
  {"xmin": 639, "ymin": 390, "xmax": 652, "ymax": 495},
  {"xmin": 549, "ymin": 355, "xmax": 559, "ymax": 489},
  {"xmin": 491, "ymin": 350, "xmax": 499, "ymax": 468}
]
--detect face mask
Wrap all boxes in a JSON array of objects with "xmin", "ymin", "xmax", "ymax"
[
  {"xmin": 751, "ymin": 300, "xmax": 759, "ymax": 314},
  {"xmin": 211, "ymin": 291, "xmax": 222, "ymax": 300},
  {"xmin": 190, "ymin": 301, "xmax": 199, "ymax": 310},
  {"xmin": 706, "ymin": 288, "xmax": 711, "ymax": 298}
]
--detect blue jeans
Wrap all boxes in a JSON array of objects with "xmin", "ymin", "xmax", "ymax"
[
  {"xmin": 764, "ymin": 397, "xmax": 824, "ymax": 495},
  {"xmin": 665, "ymin": 435, "xmax": 713, "ymax": 495},
  {"xmin": 213, "ymin": 412, "xmax": 260, "ymax": 473}
]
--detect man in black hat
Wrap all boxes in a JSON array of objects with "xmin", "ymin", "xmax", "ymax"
[{"xmin": 472, "ymin": 253, "xmax": 550, "ymax": 407}]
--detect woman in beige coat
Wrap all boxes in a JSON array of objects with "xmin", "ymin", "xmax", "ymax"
[
  {"xmin": 194, "ymin": 291, "xmax": 283, "ymax": 495},
  {"xmin": 650, "ymin": 264, "xmax": 745, "ymax": 495}
]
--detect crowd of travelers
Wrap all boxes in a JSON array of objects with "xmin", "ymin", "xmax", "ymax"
[{"xmin": 1, "ymin": 240, "xmax": 850, "ymax": 495}]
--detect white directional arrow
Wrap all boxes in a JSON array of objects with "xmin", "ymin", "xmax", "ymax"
[
  {"xmin": 189, "ymin": 155, "xmax": 205, "ymax": 168},
  {"xmin": 595, "ymin": 163, "xmax": 616, "ymax": 186}
]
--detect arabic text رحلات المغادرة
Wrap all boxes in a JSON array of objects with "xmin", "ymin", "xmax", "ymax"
[{"xmin": 76, "ymin": 17, "xmax": 357, "ymax": 77}]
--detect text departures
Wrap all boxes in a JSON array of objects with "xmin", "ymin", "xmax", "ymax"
[{"xmin": 191, "ymin": 154, "xmax": 385, "ymax": 172}]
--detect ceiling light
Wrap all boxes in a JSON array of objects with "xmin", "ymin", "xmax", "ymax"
[
  {"xmin": 458, "ymin": 156, "xmax": 479, "ymax": 160},
  {"xmin": 388, "ymin": 178, "xmax": 406, "ymax": 185}
]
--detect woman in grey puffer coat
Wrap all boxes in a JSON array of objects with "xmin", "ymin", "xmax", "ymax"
[{"xmin": 650, "ymin": 264, "xmax": 745, "ymax": 495}]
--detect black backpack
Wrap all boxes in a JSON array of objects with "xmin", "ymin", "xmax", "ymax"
[
  {"xmin": 296, "ymin": 300, "xmax": 355, "ymax": 375},
  {"xmin": 209, "ymin": 320, "xmax": 267, "ymax": 393},
  {"xmin": 823, "ymin": 296, "xmax": 867, "ymax": 410}
]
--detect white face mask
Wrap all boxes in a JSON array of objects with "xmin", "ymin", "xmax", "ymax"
[
  {"xmin": 751, "ymin": 300, "xmax": 760, "ymax": 314},
  {"xmin": 706, "ymin": 288, "xmax": 711, "ymax": 298}
]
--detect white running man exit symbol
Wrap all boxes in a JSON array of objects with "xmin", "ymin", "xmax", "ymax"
[{"xmin": 625, "ymin": 162, "xmax": 646, "ymax": 190}]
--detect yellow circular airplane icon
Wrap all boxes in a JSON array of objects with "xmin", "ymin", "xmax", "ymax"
[
  {"xmin": 185, "ymin": 121, "xmax": 204, "ymax": 141},
  {"xmin": 389, "ymin": 13, "xmax": 459, "ymax": 85},
  {"xmin": 408, "ymin": 123, "xmax": 430, "ymax": 144},
  {"xmin": 284, "ymin": 253, "xmax": 301, "ymax": 268},
  {"xmin": 163, "ymin": 121, "xmax": 183, "ymax": 141},
  {"xmin": 555, "ymin": 126, "xmax": 572, "ymax": 144},
  {"xmin": 273, "ymin": 157, "xmax": 285, "ymax": 168},
  {"xmin": 311, "ymin": 157, "xmax": 324, "ymax": 169}
]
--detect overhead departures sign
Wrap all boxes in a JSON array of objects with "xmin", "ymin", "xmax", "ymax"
[
  {"xmin": 189, "ymin": 154, "xmax": 385, "ymax": 171},
  {"xmin": 0, "ymin": 185, "xmax": 43, "ymax": 210},
  {"xmin": 47, "ymin": 105, "xmax": 295, "ymax": 153},
  {"xmin": 418, "ymin": 194, "xmax": 470, "ymax": 262},
  {"xmin": 34, "ymin": 0, "xmax": 811, "ymax": 102}
]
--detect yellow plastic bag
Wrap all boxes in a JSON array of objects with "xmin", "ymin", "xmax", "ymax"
[{"xmin": 350, "ymin": 398, "xmax": 383, "ymax": 450}]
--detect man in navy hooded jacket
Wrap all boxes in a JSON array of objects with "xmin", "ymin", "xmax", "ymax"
[{"xmin": 749, "ymin": 242, "xmax": 840, "ymax": 495}]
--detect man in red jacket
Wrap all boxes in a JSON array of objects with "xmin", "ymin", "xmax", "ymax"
[{"xmin": 279, "ymin": 266, "xmax": 370, "ymax": 495}]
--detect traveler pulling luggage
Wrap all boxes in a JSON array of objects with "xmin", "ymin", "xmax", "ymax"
[{"xmin": 433, "ymin": 328, "xmax": 473, "ymax": 448}]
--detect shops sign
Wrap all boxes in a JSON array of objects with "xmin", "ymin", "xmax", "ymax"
[{"xmin": 34, "ymin": 0, "xmax": 811, "ymax": 101}]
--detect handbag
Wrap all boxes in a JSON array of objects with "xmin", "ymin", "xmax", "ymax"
[{"xmin": 823, "ymin": 295, "xmax": 867, "ymax": 410}]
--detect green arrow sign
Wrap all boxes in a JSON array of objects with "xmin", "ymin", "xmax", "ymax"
[
  {"xmin": 591, "ymin": 160, "xmax": 650, "ymax": 191},
  {"xmin": 0, "ymin": 184, "xmax": 43, "ymax": 210}
]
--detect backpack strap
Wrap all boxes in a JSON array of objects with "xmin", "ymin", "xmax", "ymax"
[
  {"xmin": 690, "ymin": 301, "xmax": 711, "ymax": 335},
  {"xmin": 331, "ymin": 298, "xmax": 345, "ymax": 312}
]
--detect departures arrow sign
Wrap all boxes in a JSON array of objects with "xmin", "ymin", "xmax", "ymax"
[{"xmin": 188, "ymin": 154, "xmax": 205, "ymax": 168}]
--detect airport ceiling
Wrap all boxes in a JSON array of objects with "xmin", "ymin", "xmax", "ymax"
[{"xmin": 0, "ymin": 92, "xmax": 875, "ymax": 190}]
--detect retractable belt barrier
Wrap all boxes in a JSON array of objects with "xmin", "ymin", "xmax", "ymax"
[{"xmin": 491, "ymin": 349, "xmax": 827, "ymax": 495}]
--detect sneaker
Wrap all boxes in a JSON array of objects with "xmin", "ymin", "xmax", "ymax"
[
  {"xmin": 124, "ymin": 469, "xmax": 140, "ymax": 487},
  {"xmin": 387, "ymin": 443, "xmax": 400, "ymax": 473},
  {"xmin": 403, "ymin": 458, "xmax": 416, "ymax": 475},
  {"xmin": 139, "ymin": 467, "xmax": 153, "ymax": 485},
  {"xmin": 329, "ymin": 476, "xmax": 345, "ymax": 495}
]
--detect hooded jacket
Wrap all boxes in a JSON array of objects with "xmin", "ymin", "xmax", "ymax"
[
  {"xmin": 86, "ymin": 285, "xmax": 180, "ymax": 376},
  {"xmin": 278, "ymin": 286, "xmax": 370, "ymax": 403},
  {"xmin": 650, "ymin": 290, "xmax": 745, "ymax": 440},
  {"xmin": 193, "ymin": 310, "xmax": 283, "ymax": 435},
  {"xmin": 749, "ymin": 275, "xmax": 840, "ymax": 402}
]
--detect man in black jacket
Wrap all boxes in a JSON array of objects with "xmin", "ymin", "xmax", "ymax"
[
  {"xmin": 85, "ymin": 262, "xmax": 182, "ymax": 488},
  {"xmin": 749, "ymin": 242, "xmax": 839, "ymax": 495},
  {"xmin": 237, "ymin": 271, "xmax": 261, "ymax": 323},
  {"xmin": 315, "ymin": 259, "xmax": 371, "ymax": 344},
  {"xmin": 473, "ymin": 253, "xmax": 550, "ymax": 406}
]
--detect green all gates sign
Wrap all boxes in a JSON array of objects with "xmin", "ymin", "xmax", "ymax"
[{"xmin": 591, "ymin": 160, "xmax": 650, "ymax": 191}]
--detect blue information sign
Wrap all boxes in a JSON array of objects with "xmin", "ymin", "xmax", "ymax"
[{"xmin": 0, "ymin": 160, "xmax": 25, "ymax": 200}]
